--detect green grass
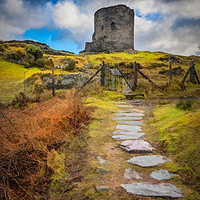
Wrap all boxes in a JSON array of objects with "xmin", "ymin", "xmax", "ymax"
[
  {"xmin": 149, "ymin": 103, "xmax": 200, "ymax": 197},
  {"xmin": 84, "ymin": 51, "xmax": 168, "ymax": 67},
  {"xmin": 0, "ymin": 60, "xmax": 65, "ymax": 103}
]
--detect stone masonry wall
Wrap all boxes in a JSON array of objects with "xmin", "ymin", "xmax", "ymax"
[{"xmin": 81, "ymin": 5, "xmax": 134, "ymax": 53}]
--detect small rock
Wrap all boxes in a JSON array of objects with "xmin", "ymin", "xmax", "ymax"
[
  {"xmin": 150, "ymin": 169, "xmax": 178, "ymax": 180},
  {"xmin": 127, "ymin": 155, "xmax": 170, "ymax": 167},
  {"xmin": 96, "ymin": 156, "xmax": 108, "ymax": 165},
  {"xmin": 120, "ymin": 140, "xmax": 154, "ymax": 153},
  {"xmin": 124, "ymin": 168, "xmax": 142, "ymax": 180},
  {"xmin": 121, "ymin": 182, "xmax": 184, "ymax": 198},
  {"xmin": 96, "ymin": 168, "xmax": 111, "ymax": 175},
  {"xmin": 95, "ymin": 185, "xmax": 110, "ymax": 193}
]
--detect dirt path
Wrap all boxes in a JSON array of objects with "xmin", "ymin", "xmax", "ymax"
[{"xmin": 60, "ymin": 99, "xmax": 186, "ymax": 199}]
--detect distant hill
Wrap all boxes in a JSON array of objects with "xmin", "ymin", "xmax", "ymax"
[{"xmin": 0, "ymin": 40, "xmax": 74, "ymax": 55}]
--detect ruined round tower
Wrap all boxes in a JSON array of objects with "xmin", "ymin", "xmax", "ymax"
[{"xmin": 82, "ymin": 4, "xmax": 134, "ymax": 53}]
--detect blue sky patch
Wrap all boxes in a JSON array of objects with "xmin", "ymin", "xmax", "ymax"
[
  {"xmin": 22, "ymin": 27, "xmax": 79, "ymax": 54},
  {"xmin": 145, "ymin": 12, "xmax": 161, "ymax": 21}
]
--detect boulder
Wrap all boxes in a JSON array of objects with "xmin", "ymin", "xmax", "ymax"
[{"xmin": 42, "ymin": 73, "xmax": 89, "ymax": 90}]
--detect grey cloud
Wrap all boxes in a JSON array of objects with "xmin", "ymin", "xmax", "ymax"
[{"xmin": 174, "ymin": 18, "xmax": 200, "ymax": 28}]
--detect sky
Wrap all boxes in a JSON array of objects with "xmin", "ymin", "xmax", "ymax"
[{"xmin": 0, "ymin": 0, "xmax": 200, "ymax": 55}]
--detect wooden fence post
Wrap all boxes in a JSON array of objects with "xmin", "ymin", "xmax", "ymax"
[
  {"xmin": 52, "ymin": 63, "xmax": 55, "ymax": 97},
  {"xmin": 47, "ymin": 58, "xmax": 55, "ymax": 97},
  {"xmin": 101, "ymin": 61, "xmax": 105, "ymax": 86},
  {"xmin": 133, "ymin": 62, "xmax": 138, "ymax": 90},
  {"xmin": 169, "ymin": 58, "xmax": 172, "ymax": 84},
  {"xmin": 190, "ymin": 61, "xmax": 196, "ymax": 84}
]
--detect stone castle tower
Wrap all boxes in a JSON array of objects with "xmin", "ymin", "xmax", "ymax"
[{"xmin": 81, "ymin": 5, "xmax": 134, "ymax": 53}]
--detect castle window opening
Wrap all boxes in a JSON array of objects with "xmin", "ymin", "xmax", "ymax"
[{"xmin": 111, "ymin": 22, "xmax": 115, "ymax": 30}]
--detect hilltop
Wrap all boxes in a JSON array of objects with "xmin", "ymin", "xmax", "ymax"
[{"xmin": 0, "ymin": 40, "xmax": 74, "ymax": 55}]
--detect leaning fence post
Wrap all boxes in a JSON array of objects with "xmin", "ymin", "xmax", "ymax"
[
  {"xmin": 133, "ymin": 62, "xmax": 138, "ymax": 90},
  {"xmin": 190, "ymin": 61, "xmax": 196, "ymax": 84},
  {"xmin": 101, "ymin": 61, "xmax": 105, "ymax": 86}
]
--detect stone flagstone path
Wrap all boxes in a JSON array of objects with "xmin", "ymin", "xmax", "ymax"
[{"xmin": 112, "ymin": 100, "xmax": 185, "ymax": 198}]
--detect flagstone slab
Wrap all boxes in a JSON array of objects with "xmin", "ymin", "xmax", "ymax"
[
  {"xmin": 150, "ymin": 169, "xmax": 178, "ymax": 180},
  {"xmin": 114, "ymin": 110, "xmax": 132, "ymax": 113},
  {"xmin": 121, "ymin": 182, "xmax": 184, "ymax": 198},
  {"xmin": 116, "ymin": 113, "xmax": 144, "ymax": 117},
  {"xmin": 117, "ymin": 121, "xmax": 143, "ymax": 126},
  {"xmin": 120, "ymin": 140, "xmax": 154, "ymax": 153},
  {"xmin": 127, "ymin": 155, "xmax": 171, "ymax": 167},
  {"xmin": 112, "ymin": 117, "xmax": 143, "ymax": 121},
  {"xmin": 116, "ymin": 125, "xmax": 142, "ymax": 132},
  {"xmin": 115, "ymin": 105, "xmax": 133, "ymax": 108},
  {"xmin": 112, "ymin": 133, "xmax": 145, "ymax": 140},
  {"xmin": 130, "ymin": 108, "xmax": 145, "ymax": 113},
  {"xmin": 113, "ymin": 130, "xmax": 145, "ymax": 135},
  {"xmin": 129, "ymin": 100, "xmax": 141, "ymax": 103},
  {"xmin": 124, "ymin": 168, "xmax": 142, "ymax": 180}
]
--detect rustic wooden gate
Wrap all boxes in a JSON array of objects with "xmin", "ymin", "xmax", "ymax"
[{"xmin": 101, "ymin": 62, "xmax": 136, "ymax": 92}]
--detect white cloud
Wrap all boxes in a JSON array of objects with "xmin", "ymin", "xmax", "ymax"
[
  {"xmin": 0, "ymin": 0, "xmax": 199, "ymax": 55},
  {"xmin": 0, "ymin": 0, "xmax": 50, "ymax": 40},
  {"xmin": 52, "ymin": 1, "xmax": 92, "ymax": 30}
]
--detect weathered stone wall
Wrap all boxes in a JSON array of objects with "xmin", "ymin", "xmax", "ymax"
[{"xmin": 81, "ymin": 5, "xmax": 134, "ymax": 53}]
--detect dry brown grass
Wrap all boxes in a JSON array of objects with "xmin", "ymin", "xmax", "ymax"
[{"xmin": 0, "ymin": 91, "xmax": 92, "ymax": 199}]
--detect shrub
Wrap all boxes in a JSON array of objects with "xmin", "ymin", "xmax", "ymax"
[
  {"xmin": 176, "ymin": 99, "xmax": 194, "ymax": 110},
  {"xmin": 63, "ymin": 58, "xmax": 76, "ymax": 70},
  {"xmin": 37, "ymin": 58, "xmax": 45, "ymax": 68},
  {"xmin": 26, "ymin": 45, "xmax": 43, "ymax": 60},
  {"xmin": 3, "ymin": 44, "xmax": 9, "ymax": 49},
  {"xmin": 0, "ymin": 45, "xmax": 5, "ymax": 52},
  {"xmin": 25, "ymin": 46, "xmax": 44, "ymax": 68},
  {"xmin": 0, "ymin": 93, "xmax": 92, "ymax": 199}
]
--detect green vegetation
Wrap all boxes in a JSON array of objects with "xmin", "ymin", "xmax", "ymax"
[
  {"xmin": 25, "ymin": 45, "xmax": 45, "ymax": 68},
  {"xmin": 176, "ymin": 99, "xmax": 194, "ymax": 110},
  {"xmin": 26, "ymin": 45, "xmax": 43, "ymax": 60},
  {"xmin": 0, "ymin": 60, "xmax": 65, "ymax": 104},
  {"xmin": 63, "ymin": 58, "xmax": 76, "ymax": 70},
  {"xmin": 85, "ymin": 51, "xmax": 168, "ymax": 67},
  {"xmin": 148, "ymin": 102, "xmax": 200, "ymax": 197}
]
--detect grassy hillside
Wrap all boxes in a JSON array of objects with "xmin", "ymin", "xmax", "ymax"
[
  {"xmin": 1, "ymin": 41, "xmax": 200, "ymax": 103},
  {"xmin": 0, "ymin": 60, "xmax": 65, "ymax": 103}
]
